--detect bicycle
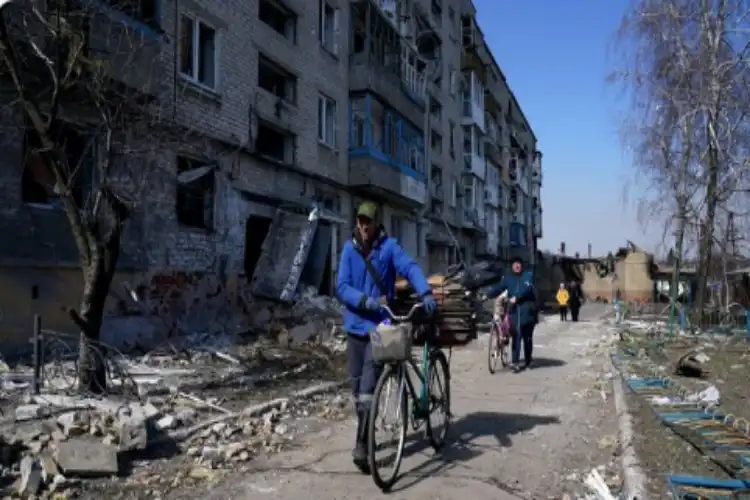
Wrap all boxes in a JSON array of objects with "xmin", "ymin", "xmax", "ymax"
[
  {"xmin": 367, "ymin": 303, "xmax": 451, "ymax": 491},
  {"xmin": 488, "ymin": 308, "xmax": 510, "ymax": 373}
]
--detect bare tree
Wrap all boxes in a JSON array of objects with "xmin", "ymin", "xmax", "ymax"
[
  {"xmin": 612, "ymin": 0, "xmax": 750, "ymax": 325},
  {"xmin": 0, "ymin": 0, "xmax": 193, "ymax": 392}
]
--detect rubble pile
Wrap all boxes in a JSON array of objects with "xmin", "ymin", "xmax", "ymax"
[
  {"xmin": 1, "ymin": 387, "xmax": 350, "ymax": 497},
  {"xmin": 273, "ymin": 287, "xmax": 343, "ymax": 347}
]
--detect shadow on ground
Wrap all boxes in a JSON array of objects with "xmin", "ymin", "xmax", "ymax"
[
  {"xmin": 388, "ymin": 411, "xmax": 561, "ymax": 493},
  {"xmin": 528, "ymin": 357, "xmax": 566, "ymax": 369}
]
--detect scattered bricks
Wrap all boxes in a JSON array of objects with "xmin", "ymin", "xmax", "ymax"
[
  {"xmin": 15, "ymin": 404, "xmax": 46, "ymax": 422},
  {"xmin": 55, "ymin": 440, "xmax": 119, "ymax": 477},
  {"xmin": 117, "ymin": 414, "xmax": 149, "ymax": 451}
]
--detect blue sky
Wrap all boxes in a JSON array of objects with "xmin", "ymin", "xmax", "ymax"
[{"xmin": 473, "ymin": 0, "xmax": 653, "ymax": 256}]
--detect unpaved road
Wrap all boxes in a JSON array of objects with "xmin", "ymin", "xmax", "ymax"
[{"xmin": 170, "ymin": 305, "xmax": 618, "ymax": 499}]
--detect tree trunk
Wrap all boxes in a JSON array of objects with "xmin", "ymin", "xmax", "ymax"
[
  {"xmin": 669, "ymin": 208, "xmax": 687, "ymax": 333},
  {"xmin": 694, "ymin": 169, "xmax": 719, "ymax": 327},
  {"xmin": 77, "ymin": 230, "xmax": 121, "ymax": 394}
]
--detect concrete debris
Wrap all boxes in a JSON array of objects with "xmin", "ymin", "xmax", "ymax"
[
  {"xmin": 0, "ymin": 380, "xmax": 348, "ymax": 496},
  {"xmin": 56, "ymin": 440, "xmax": 119, "ymax": 477},
  {"xmin": 18, "ymin": 455, "xmax": 42, "ymax": 495},
  {"xmin": 561, "ymin": 460, "xmax": 622, "ymax": 499}
]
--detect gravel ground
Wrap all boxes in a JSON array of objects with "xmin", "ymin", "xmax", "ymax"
[
  {"xmin": 617, "ymin": 325, "xmax": 750, "ymax": 495},
  {"xmin": 626, "ymin": 390, "xmax": 729, "ymax": 498}
]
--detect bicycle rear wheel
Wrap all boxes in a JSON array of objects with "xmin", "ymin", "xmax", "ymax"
[
  {"xmin": 488, "ymin": 323, "xmax": 500, "ymax": 374},
  {"xmin": 426, "ymin": 349, "xmax": 451, "ymax": 451},
  {"xmin": 368, "ymin": 364, "xmax": 407, "ymax": 491}
]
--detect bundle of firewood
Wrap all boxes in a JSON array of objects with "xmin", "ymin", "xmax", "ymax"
[{"xmin": 393, "ymin": 274, "xmax": 480, "ymax": 345}]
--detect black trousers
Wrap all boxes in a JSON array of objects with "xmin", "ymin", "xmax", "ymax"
[
  {"xmin": 511, "ymin": 322, "xmax": 535, "ymax": 366},
  {"xmin": 559, "ymin": 306, "xmax": 568, "ymax": 321},
  {"xmin": 570, "ymin": 305, "xmax": 580, "ymax": 322}
]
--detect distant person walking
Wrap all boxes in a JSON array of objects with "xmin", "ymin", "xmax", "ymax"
[
  {"xmin": 556, "ymin": 282, "xmax": 569, "ymax": 321},
  {"xmin": 569, "ymin": 281, "xmax": 583, "ymax": 322},
  {"xmin": 614, "ymin": 289, "xmax": 623, "ymax": 324}
]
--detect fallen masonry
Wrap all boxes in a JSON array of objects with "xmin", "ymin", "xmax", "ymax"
[{"xmin": 0, "ymin": 380, "xmax": 347, "ymax": 497}]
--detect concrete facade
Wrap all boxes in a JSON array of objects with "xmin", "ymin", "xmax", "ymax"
[{"xmin": 0, "ymin": 0, "xmax": 542, "ymax": 353}]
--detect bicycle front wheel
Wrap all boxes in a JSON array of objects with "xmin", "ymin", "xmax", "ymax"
[
  {"xmin": 426, "ymin": 349, "xmax": 451, "ymax": 451},
  {"xmin": 368, "ymin": 364, "xmax": 408, "ymax": 491}
]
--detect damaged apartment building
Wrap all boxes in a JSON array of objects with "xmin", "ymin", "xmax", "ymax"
[{"xmin": 0, "ymin": 0, "xmax": 541, "ymax": 353}]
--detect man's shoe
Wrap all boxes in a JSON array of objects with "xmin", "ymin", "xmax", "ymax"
[
  {"xmin": 352, "ymin": 443, "xmax": 369, "ymax": 473},
  {"xmin": 511, "ymin": 364, "xmax": 521, "ymax": 373},
  {"xmin": 524, "ymin": 361, "xmax": 532, "ymax": 370},
  {"xmin": 353, "ymin": 410, "xmax": 370, "ymax": 473}
]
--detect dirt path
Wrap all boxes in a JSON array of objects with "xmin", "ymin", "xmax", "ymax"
[{"xmin": 168, "ymin": 305, "xmax": 619, "ymax": 500}]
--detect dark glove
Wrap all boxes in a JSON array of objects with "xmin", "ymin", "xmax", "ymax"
[
  {"xmin": 422, "ymin": 294, "xmax": 437, "ymax": 315},
  {"xmin": 364, "ymin": 297, "xmax": 381, "ymax": 311}
]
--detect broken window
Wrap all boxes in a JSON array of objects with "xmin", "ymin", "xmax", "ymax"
[
  {"xmin": 259, "ymin": 0, "xmax": 297, "ymax": 42},
  {"xmin": 258, "ymin": 54, "xmax": 297, "ymax": 103},
  {"xmin": 255, "ymin": 121, "xmax": 295, "ymax": 165},
  {"xmin": 244, "ymin": 215, "xmax": 273, "ymax": 279},
  {"xmin": 21, "ymin": 122, "xmax": 94, "ymax": 208},
  {"xmin": 430, "ymin": 131, "xmax": 442, "ymax": 154},
  {"xmin": 175, "ymin": 155, "xmax": 215, "ymax": 230}
]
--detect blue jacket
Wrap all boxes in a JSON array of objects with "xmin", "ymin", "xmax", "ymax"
[
  {"xmin": 487, "ymin": 271, "xmax": 537, "ymax": 327},
  {"xmin": 336, "ymin": 232, "xmax": 431, "ymax": 336}
]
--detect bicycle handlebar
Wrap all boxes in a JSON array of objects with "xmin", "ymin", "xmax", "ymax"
[{"xmin": 380, "ymin": 303, "xmax": 424, "ymax": 323}]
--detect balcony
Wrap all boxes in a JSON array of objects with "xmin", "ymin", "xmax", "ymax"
[
  {"xmin": 476, "ymin": 233, "xmax": 498, "ymax": 257},
  {"xmin": 462, "ymin": 125, "xmax": 485, "ymax": 180},
  {"xmin": 71, "ymin": 0, "xmax": 165, "ymax": 96},
  {"xmin": 426, "ymin": 219, "xmax": 453, "ymax": 246},
  {"xmin": 350, "ymin": 157, "xmax": 427, "ymax": 205},
  {"xmin": 532, "ymin": 150, "xmax": 543, "ymax": 185},
  {"xmin": 532, "ymin": 208, "xmax": 542, "ymax": 239},
  {"xmin": 349, "ymin": 94, "xmax": 427, "ymax": 206},
  {"xmin": 461, "ymin": 154, "xmax": 482, "ymax": 180},
  {"xmin": 460, "ymin": 15, "xmax": 491, "ymax": 71},
  {"xmin": 460, "ymin": 208, "xmax": 486, "ymax": 233},
  {"xmin": 485, "ymin": 113, "xmax": 497, "ymax": 142},
  {"xmin": 460, "ymin": 72, "xmax": 486, "ymax": 132},
  {"xmin": 350, "ymin": 1, "xmax": 427, "ymax": 129}
]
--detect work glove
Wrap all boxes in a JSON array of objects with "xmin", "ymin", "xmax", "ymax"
[
  {"xmin": 422, "ymin": 294, "xmax": 438, "ymax": 315},
  {"xmin": 364, "ymin": 297, "xmax": 381, "ymax": 312}
]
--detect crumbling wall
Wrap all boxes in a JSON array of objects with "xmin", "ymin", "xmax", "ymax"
[{"xmin": 535, "ymin": 249, "xmax": 654, "ymax": 305}]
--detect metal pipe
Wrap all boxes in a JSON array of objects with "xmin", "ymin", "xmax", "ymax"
[{"xmin": 32, "ymin": 314, "xmax": 42, "ymax": 395}]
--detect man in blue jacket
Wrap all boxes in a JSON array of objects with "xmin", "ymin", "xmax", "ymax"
[
  {"xmin": 337, "ymin": 202, "xmax": 437, "ymax": 472},
  {"xmin": 484, "ymin": 257, "xmax": 537, "ymax": 373}
]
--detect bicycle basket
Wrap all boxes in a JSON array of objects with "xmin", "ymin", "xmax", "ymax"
[{"xmin": 371, "ymin": 323, "xmax": 412, "ymax": 363}]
